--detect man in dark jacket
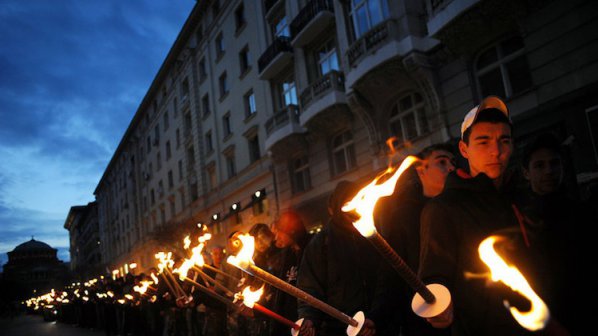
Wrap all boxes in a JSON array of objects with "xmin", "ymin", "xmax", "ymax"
[
  {"xmin": 297, "ymin": 180, "xmax": 381, "ymax": 336},
  {"xmin": 514, "ymin": 133, "xmax": 593, "ymax": 335},
  {"xmin": 269, "ymin": 210, "xmax": 309, "ymax": 336},
  {"xmin": 418, "ymin": 96, "xmax": 539, "ymax": 335},
  {"xmin": 370, "ymin": 143, "xmax": 455, "ymax": 336}
]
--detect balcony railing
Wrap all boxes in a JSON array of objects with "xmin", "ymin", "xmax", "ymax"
[
  {"xmin": 426, "ymin": 0, "xmax": 454, "ymax": 18},
  {"xmin": 258, "ymin": 36, "xmax": 293, "ymax": 75},
  {"xmin": 347, "ymin": 19, "xmax": 398, "ymax": 68},
  {"xmin": 265, "ymin": 104, "xmax": 300, "ymax": 136},
  {"xmin": 300, "ymin": 70, "xmax": 345, "ymax": 109},
  {"xmin": 290, "ymin": 0, "xmax": 334, "ymax": 40},
  {"xmin": 264, "ymin": 0, "xmax": 282, "ymax": 16}
]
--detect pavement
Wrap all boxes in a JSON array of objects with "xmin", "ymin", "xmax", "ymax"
[{"xmin": 0, "ymin": 314, "xmax": 105, "ymax": 336}]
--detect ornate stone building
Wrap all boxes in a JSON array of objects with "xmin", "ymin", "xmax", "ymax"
[
  {"xmin": 86, "ymin": 0, "xmax": 597, "ymax": 273},
  {"xmin": 2, "ymin": 239, "xmax": 69, "ymax": 298}
]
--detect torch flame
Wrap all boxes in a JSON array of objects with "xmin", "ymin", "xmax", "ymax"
[
  {"xmin": 183, "ymin": 235, "xmax": 191, "ymax": 249},
  {"xmin": 150, "ymin": 272, "xmax": 159, "ymax": 284},
  {"xmin": 199, "ymin": 233, "xmax": 212, "ymax": 243},
  {"xmin": 342, "ymin": 156, "xmax": 418, "ymax": 237},
  {"xmin": 155, "ymin": 252, "xmax": 175, "ymax": 273},
  {"xmin": 240, "ymin": 285, "xmax": 265, "ymax": 309},
  {"xmin": 226, "ymin": 233, "xmax": 255, "ymax": 270},
  {"xmin": 478, "ymin": 236, "xmax": 550, "ymax": 331}
]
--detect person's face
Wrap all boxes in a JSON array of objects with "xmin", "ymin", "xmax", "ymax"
[
  {"xmin": 255, "ymin": 231, "xmax": 273, "ymax": 253},
  {"xmin": 417, "ymin": 150, "xmax": 456, "ymax": 197},
  {"xmin": 459, "ymin": 122, "xmax": 513, "ymax": 184},
  {"xmin": 271, "ymin": 225, "xmax": 293, "ymax": 249},
  {"xmin": 523, "ymin": 148, "xmax": 563, "ymax": 195},
  {"xmin": 210, "ymin": 248, "xmax": 224, "ymax": 266}
]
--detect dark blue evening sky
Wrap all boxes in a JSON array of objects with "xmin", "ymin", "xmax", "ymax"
[{"xmin": 0, "ymin": 1, "xmax": 195, "ymax": 267}]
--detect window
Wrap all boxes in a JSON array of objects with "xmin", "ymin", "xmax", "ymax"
[
  {"xmin": 316, "ymin": 39, "xmax": 339, "ymax": 75},
  {"xmin": 281, "ymin": 76, "xmax": 298, "ymax": 107},
  {"xmin": 239, "ymin": 46, "xmax": 251, "ymax": 75},
  {"xmin": 350, "ymin": 0, "xmax": 390, "ymax": 38},
  {"xmin": 475, "ymin": 35, "xmax": 532, "ymax": 98},
  {"xmin": 331, "ymin": 130, "xmax": 357, "ymax": 175},
  {"xmin": 205, "ymin": 131, "xmax": 214, "ymax": 152},
  {"xmin": 219, "ymin": 72, "xmax": 229, "ymax": 98},
  {"xmin": 291, "ymin": 156, "xmax": 311, "ymax": 193},
  {"xmin": 169, "ymin": 197, "xmax": 176, "ymax": 218},
  {"xmin": 273, "ymin": 15, "xmax": 290, "ymax": 37},
  {"xmin": 235, "ymin": 3, "xmax": 246, "ymax": 32},
  {"xmin": 244, "ymin": 90, "xmax": 256, "ymax": 118},
  {"xmin": 181, "ymin": 78, "xmax": 190, "ymax": 103},
  {"xmin": 199, "ymin": 58, "xmax": 207, "ymax": 81},
  {"xmin": 158, "ymin": 180, "xmax": 164, "ymax": 198},
  {"xmin": 215, "ymin": 32, "xmax": 225, "ymax": 59},
  {"xmin": 248, "ymin": 134, "xmax": 260, "ymax": 163},
  {"xmin": 223, "ymin": 113, "xmax": 232, "ymax": 137},
  {"xmin": 190, "ymin": 180, "xmax": 199, "ymax": 201},
  {"xmin": 156, "ymin": 152, "xmax": 162, "ymax": 171},
  {"xmin": 586, "ymin": 106, "xmax": 598, "ymax": 165},
  {"xmin": 168, "ymin": 170, "xmax": 174, "ymax": 189},
  {"xmin": 154, "ymin": 125, "xmax": 160, "ymax": 145},
  {"xmin": 150, "ymin": 189, "xmax": 155, "ymax": 206},
  {"xmin": 196, "ymin": 24, "xmax": 204, "ymax": 43},
  {"xmin": 166, "ymin": 141, "xmax": 172, "ymax": 160},
  {"xmin": 163, "ymin": 112, "xmax": 169, "ymax": 130},
  {"xmin": 212, "ymin": 0, "xmax": 220, "ymax": 18},
  {"xmin": 207, "ymin": 163, "xmax": 217, "ymax": 190},
  {"xmin": 389, "ymin": 92, "xmax": 429, "ymax": 144},
  {"xmin": 178, "ymin": 159, "xmax": 184, "ymax": 181},
  {"xmin": 202, "ymin": 94, "xmax": 211, "ymax": 116},
  {"xmin": 225, "ymin": 153, "xmax": 236, "ymax": 179},
  {"xmin": 176, "ymin": 128, "xmax": 181, "ymax": 148},
  {"xmin": 147, "ymin": 136, "xmax": 151, "ymax": 153}
]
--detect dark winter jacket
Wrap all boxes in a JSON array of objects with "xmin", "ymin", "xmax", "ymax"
[
  {"xmin": 297, "ymin": 218, "xmax": 380, "ymax": 335},
  {"xmin": 419, "ymin": 171, "xmax": 533, "ymax": 336},
  {"xmin": 371, "ymin": 179, "xmax": 449, "ymax": 336}
]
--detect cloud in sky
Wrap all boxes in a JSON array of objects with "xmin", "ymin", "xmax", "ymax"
[{"xmin": 0, "ymin": 0, "xmax": 195, "ymax": 266}]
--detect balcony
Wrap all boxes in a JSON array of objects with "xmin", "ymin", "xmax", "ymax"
[
  {"xmin": 425, "ymin": 0, "xmax": 478, "ymax": 36},
  {"xmin": 290, "ymin": 0, "xmax": 335, "ymax": 48},
  {"xmin": 258, "ymin": 36, "xmax": 294, "ymax": 80},
  {"xmin": 264, "ymin": 0, "xmax": 284, "ymax": 18},
  {"xmin": 264, "ymin": 105, "xmax": 305, "ymax": 152},
  {"xmin": 299, "ymin": 70, "xmax": 347, "ymax": 127},
  {"xmin": 345, "ymin": 19, "xmax": 406, "ymax": 89}
]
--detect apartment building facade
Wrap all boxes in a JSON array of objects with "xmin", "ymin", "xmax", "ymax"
[
  {"xmin": 91, "ymin": 0, "xmax": 598, "ymax": 272},
  {"xmin": 64, "ymin": 202, "xmax": 101, "ymax": 279}
]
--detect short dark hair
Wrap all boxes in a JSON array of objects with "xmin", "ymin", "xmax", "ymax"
[
  {"xmin": 416, "ymin": 143, "xmax": 455, "ymax": 160},
  {"xmin": 462, "ymin": 108, "xmax": 512, "ymax": 144},
  {"xmin": 522, "ymin": 133, "xmax": 562, "ymax": 169}
]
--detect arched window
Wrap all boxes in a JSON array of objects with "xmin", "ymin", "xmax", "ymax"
[
  {"xmin": 389, "ymin": 92, "xmax": 429, "ymax": 144},
  {"xmin": 331, "ymin": 130, "xmax": 357, "ymax": 175},
  {"xmin": 475, "ymin": 35, "xmax": 532, "ymax": 98}
]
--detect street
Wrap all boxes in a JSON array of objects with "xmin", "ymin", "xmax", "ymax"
[{"xmin": 0, "ymin": 314, "xmax": 104, "ymax": 336}]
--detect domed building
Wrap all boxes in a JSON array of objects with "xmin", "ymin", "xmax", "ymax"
[{"xmin": 2, "ymin": 238, "xmax": 69, "ymax": 298}]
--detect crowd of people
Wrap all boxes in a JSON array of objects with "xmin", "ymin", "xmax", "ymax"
[{"xmin": 24, "ymin": 96, "xmax": 594, "ymax": 336}]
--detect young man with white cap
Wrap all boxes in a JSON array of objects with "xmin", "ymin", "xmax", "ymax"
[{"xmin": 416, "ymin": 96, "xmax": 548, "ymax": 335}]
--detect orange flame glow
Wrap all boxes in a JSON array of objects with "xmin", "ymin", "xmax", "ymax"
[
  {"xmin": 239, "ymin": 285, "xmax": 265, "ymax": 309},
  {"xmin": 183, "ymin": 235, "xmax": 191, "ymax": 249},
  {"xmin": 226, "ymin": 233, "xmax": 255, "ymax": 270},
  {"xmin": 342, "ymin": 156, "xmax": 418, "ymax": 237},
  {"xmin": 150, "ymin": 272, "xmax": 159, "ymax": 284},
  {"xmin": 478, "ymin": 236, "xmax": 550, "ymax": 331}
]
